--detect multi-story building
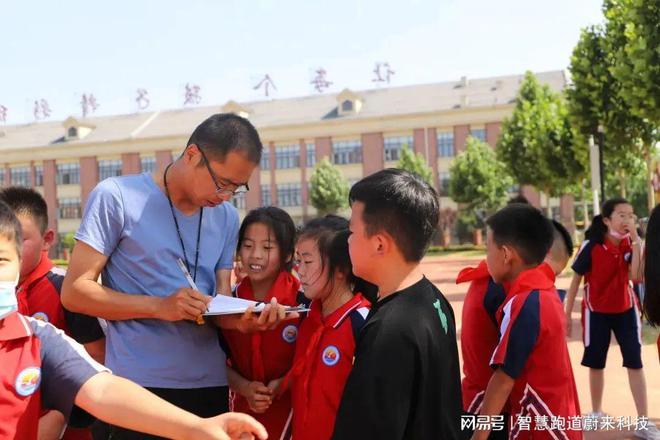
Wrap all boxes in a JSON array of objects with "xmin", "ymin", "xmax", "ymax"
[{"xmin": 0, "ymin": 70, "xmax": 574, "ymax": 255}]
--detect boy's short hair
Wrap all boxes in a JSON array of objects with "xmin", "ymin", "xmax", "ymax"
[
  {"xmin": 508, "ymin": 195, "xmax": 530, "ymax": 205},
  {"xmin": 0, "ymin": 187, "xmax": 49, "ymax": 234},
  {"xmin": 349, "ymin": 168, "xmax": 439, "ymax": 262},
  {"xmin": 551, "ymin": 219, "xmax": 573, "ymax": 258},
  {"xmin": 0, "ymin": 200, "xmax": 23, "ymax": 257},
  {"xmin": 486, "ymin": 204, "xmax": 553, "ymax": 265}
]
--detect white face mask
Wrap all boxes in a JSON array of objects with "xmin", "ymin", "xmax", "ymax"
[
  {"xmin": 0, "ymin": 276, "xmax": 19, "ymax": 319},
  {"xmin": 608, "ymin": 228, "xmax": 630, "ymax": 241}
]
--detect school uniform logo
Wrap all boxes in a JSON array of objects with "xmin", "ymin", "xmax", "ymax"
[
  {"xmin": 32, "ymin": 312, "xmax": 49, "ymax": 322},
  {"xmin": 282, "ymin": 324, "xmax": 298, "ymax": 343},
  {"xmin": 322, "ymin": 345, "xmax": 340, "ymax": 366},
  {"xmin": 15, "ymin": 367, "xmax": 41, "ymax": 397}
]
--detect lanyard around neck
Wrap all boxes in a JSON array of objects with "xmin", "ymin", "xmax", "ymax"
[{"xmin": 163, "ymin": 163, "xmax": 203, "ymax": 282}]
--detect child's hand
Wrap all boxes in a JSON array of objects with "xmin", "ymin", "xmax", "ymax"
[
  {"xmin": 565, "ymin": 311, "xmax": 573, "ymax": 338},
  {"xmin": 191, "ymin": 412, "xmax": 268, "ymax": 440},
  {"xmin": 266, "ymin": 377, "xmax": 283, "ymax": 397},
  {"xmin": 243, "ymin": 381, "xmax": 273, "ymax": 413},
  {"xmin": 629, "ymin": 215, "xmax": 639, "ymax": 240}
]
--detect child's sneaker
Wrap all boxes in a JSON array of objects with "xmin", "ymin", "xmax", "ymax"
[{"xmin": 634, "ymin": 420, "xmax": 660, "ymax": 440}]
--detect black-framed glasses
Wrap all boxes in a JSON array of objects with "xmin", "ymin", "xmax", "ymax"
[{"xmin": 197, "ymin": 147, "xmax": 249, "ymax": 196}]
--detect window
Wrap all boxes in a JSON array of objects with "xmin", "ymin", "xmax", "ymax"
[
  {"xmin": 437, "ymin": 132, "xmax": 454, "ymax": 157},
  {"xmin": 306, "ymin": 143, "xmax": 316, "ymax": 168},
  {"xmin": 384, "ymin": 136, "xmax": 413, "ymax": 162},
  {"xmin": 260, "ymin": 150, "xmax": 270, "ymax": 170},
  {"xmin": 261, "ymin": 184, "xmax": 272, "ymax": 206},
  {"xmin": 68, "ymin": 127, "xmax": 78, "ymax": 138},
  {"xmin": 56, "ymin": 163, "xmax": 80, "ymax": 185},
  {"xmin": 275, "ymin": 144, "xmax": 300, "ymax": 169},
  {"xmin": 58, "ymin": 198, "xmax": 81, "ymax": 219},
  {"xmin": 141, "ymin": 156, "xmax": 156, "ymax": 174},
  {"xmin": 0, "ymin": 169, "xmax": 4, "ymax": 186},
  {"xmin": 471, "ymin": 128, "xmax": 486, "ymax": 142},
  {"xmin": 231, "ymin": 193, "xmax": 247, "ymax": 210},
  {"xmin": 98, "ymin": 160, "xmax": 122, "ymax": 180},
  {"xmin": 35, "ymin": 165, "xmax": 43, "ymax": 186},
  {"xmin": 277, "ymin": 183, "xmax": 301, "ymax": 207},
  {"xmin": 439, "ymin": 172, "xmax": 451, "ymax": 195},
  {"xmin": 332, "ymin": 140, "xmax": 362, "ymax": 165},
  {"xmin": 342, "ymin": 100, "xmax": 353, "ymax": 112},
  {"xmin": 10, "ymin": 167, "xmax": 30, "ymax": 187}
]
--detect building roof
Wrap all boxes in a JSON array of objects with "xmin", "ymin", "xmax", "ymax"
[{"xmin": 0, "ymin": 70, "xmax": 566, "ymax": 152}]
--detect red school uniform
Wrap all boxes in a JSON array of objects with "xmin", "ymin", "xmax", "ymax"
[
  {"xmin": 491, "ymin": 265, "xmax": 581, "ymax": 439},
  {"xmin": 223, "ymin": 271, "xmax": 304, "ymax": 440},
  {"xmin": 286, "ymin": 294, "xmax": 370, "ymax": 440},
  {"xmin": 572, "ymin": 237, "xmax": 635, "ymax": 314},
  {"xmin": 0, "ymin": 312, "xmax": 106, "ymax": 440},
  {"xmin": 17, "ymin": 254, "xmax": 68, "ymax": 329},
  {"xmin": 16, "ymin": 253, "xmax": 105, "ymax": 440},
  {"xmin": 456, "ymin": 260, "xmax": 507, "ymax": 414}
]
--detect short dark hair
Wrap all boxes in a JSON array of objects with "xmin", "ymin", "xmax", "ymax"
[
  {"xmin": 186, "ymin": 113, "xmax": 263, "ymax": 164},
  {"xmin": 0, "ymin": 186, "xmax": 48, "ymax": 234},
  {"xmin": 486, "ymin": 204, "xmax": 554, "ymax": 265},
  {"xmin": 0, "ymin": 200, "xmax": 22, "ymax": 258},
  {"xmin": 551, "ymin": 219, "xmax": 573, "ymax": 258},
  {"xmin": 508, "ymin": 194, "xmax": 530, "ymax": 205},
  {"xmin": 349, "ymin": 169, "xmax": 439, "ymax": 262},
  {"xmin": 237, "ymin": 206, "xmax": 296, "ymax": 271},
  {"xmin": 298, "ymin": 214, "xmax": 378, "ymax": 303}
]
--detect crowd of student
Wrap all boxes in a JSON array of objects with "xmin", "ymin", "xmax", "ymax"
[{"xmin": 1, "ymin": 113, "xmax": 659, "ymax": 440}]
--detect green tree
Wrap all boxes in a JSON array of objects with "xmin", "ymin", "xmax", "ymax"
[
  {"xmin": 605, "ymin": 0, "xmax": 659, "ymax": 211},
  {"xmin": 498, "ymin": 71, "xmax": 584, "ymax": 214},
  {"xmin": 309, "ymin": 157, "xmax": 350, "ymax": 215},
  {"xmin": 62, "ymin": 232, "xmax": 76, "ymax": 252},
  {"xmin": 608, "ymin": 0, "xmax": 660, "ymax": 124},
  {"xmin": 567, "ymin": 20, "xmax": 656, "ymax": 210},
  {"xmin": 449, "ymin": 137, "xmax": 513, "ymax": 228},
  {"xmin": 396, "ymin": 145, "xmax": 434, "ymax": 186}
]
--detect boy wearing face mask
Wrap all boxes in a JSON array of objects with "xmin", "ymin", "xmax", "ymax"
[{"xmin": 565, "ymin": 198, "xmax": 658, "ymax": 439}]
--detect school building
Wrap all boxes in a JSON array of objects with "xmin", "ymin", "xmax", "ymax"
[{"xmin": 0, "ymin": 70, "xmax": 574, "ymax": 256}]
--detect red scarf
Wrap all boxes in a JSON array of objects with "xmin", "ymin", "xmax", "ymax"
[{"xmin": 233, "ymin": 271, "xmax": 300, "ymax": 381}]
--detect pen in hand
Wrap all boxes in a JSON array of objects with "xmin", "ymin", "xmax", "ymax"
[{"xmin": 176, "ymin": 258, "xmax": 206, "ymax": 325}]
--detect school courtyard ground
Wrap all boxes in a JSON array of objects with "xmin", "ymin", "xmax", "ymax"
[{"xmin": 422, "ymin": 253, "xmax": 660, "ymax": 439}]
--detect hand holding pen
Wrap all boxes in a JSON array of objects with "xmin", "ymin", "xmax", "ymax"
[{"xmin": 176, "ymin": 258, "xmax": 210, "ymax": 324}]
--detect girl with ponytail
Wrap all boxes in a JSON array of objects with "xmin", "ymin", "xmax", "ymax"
[{"xmin": 565, "ymin": 198, "xmax": 656, "ymax": 436}]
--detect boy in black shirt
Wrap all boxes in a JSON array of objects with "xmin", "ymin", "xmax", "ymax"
[{"xmin": 332, "ymin": 169, "xmax": 463, "ymax": 440}]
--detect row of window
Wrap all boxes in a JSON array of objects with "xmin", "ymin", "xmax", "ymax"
[
  {"xmin": 0, "ymin": 157, "xmax": 161, "ymax": 188},
  {"xmin": 256, "ymin": 129, "xmax": 487, "ymax": 170},
  {"xmin": 1, "ymin": 129, "xmax": 489, "ymax": 189},
  {"xmin": 58, "ymin": 198, "xmax": 82, "ymax": 219},
  {"xmin": 1, "ymin": 128, "xmax": 488, "ymax": 182},
  {"xmin": 259, "ymin": 183, "xmax": 303, "ymax": 207},
  {"xmin": 260, "ymin": 144, "xmax": 317, "ymax": 170}
]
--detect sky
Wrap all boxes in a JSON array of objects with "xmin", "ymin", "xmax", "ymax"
[{"xmin": 0, "ymin": 0, "xmax": 606, "ymax": 125}]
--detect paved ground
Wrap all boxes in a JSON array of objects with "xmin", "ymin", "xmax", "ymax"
[{"xmin": 419, "ymin": 254, "xmax": 659, "ymax": 439}]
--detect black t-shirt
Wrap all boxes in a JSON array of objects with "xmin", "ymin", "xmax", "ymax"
[{"xmin": 331, "ymin": 277, "xmax": 463, "ymax": 440}]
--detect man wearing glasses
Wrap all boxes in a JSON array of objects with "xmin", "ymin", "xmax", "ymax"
[{"xmin": 62, "ymin": 114, "xmax": 292, "ymax": 439}]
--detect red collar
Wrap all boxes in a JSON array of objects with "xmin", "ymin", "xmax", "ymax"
[
  {"xmin": 507, "ymin": 264, "xmax": 556, "ymax": 298},
  {"xmin": 309, "ymin": 293, "xmax": 368, "ymax": 329},
  {"xmin": 18, "ymin": 252, "xmax": 53, "ymax": 291},
  {"xmin": 236, "ymin": 270, "xmax": 300, "ymax": 302},
  {"xmin": 603, "ymin": 236, "xmax": 630, "ymax": 254},
  {"xmin": 0, "ymin": 312, "xmax": 33, "ymax": 341},
  {"xmin": 456, "ymin": 259, "xmax": 489, "ymax": 284}
]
